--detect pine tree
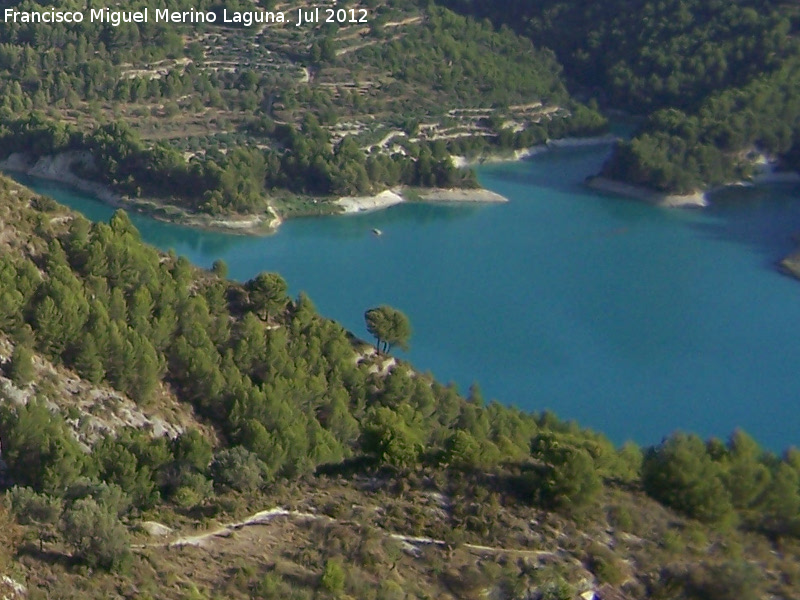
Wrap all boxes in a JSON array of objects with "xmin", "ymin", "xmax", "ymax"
[
  {"xmin": 7, "ymin": 340, "xmax": 34, "ymax": 386},
  {"xmin": 247, "ymin": 272, "xmax": 288, "ymax": 321}
]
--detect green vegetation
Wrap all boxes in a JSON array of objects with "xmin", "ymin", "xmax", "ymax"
[
  {"xmin": 1, "ymin": 0, "xmax": 800, "ymax": 596},
  {"xmin": 6, "ymin": 342, "xmax": 34, "ymax": 386},
  {"xmin": 364, "ymin": 305, "xmax": 411, "ymax": 354},
  {"xmin": 443, "ymin": 0, "xmax": 794, "ymax": 113},
  {"xmin": 602, "ymin": 57, "xmax": 800, "ymax": 193},
  {"xmin": 441, "ymin": 0, "xmax": 800, "ymax": 194},
  {"xmin": 0, "ymin": 179, "xmax": 799, "ymax": 597},
  {"xmin": 0, "ymin": 0, "xmax": 606, "ymax": 220}
]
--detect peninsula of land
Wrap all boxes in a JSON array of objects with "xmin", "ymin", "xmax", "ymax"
[
  {"xmin": 0, "ymin": 151, "xmax": 511, "ymax": 234},
  {"xmin": 0, "ymin": 152, "xmax": 282, "ymax": 234}
]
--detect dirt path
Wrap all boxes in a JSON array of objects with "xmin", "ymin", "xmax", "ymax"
[
  {"xmin": 366, "ymin": 130, "xmax": 406, "ymax": 152},
  {"xmin": 141, "ymin": 506, "xmax": 556, "ymax": 559}
]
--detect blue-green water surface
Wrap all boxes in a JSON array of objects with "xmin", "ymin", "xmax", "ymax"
[{"xmin": 10, "ymin": 144, "xmax": 800, "ymax": 450}]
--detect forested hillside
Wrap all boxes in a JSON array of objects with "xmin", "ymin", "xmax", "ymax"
[
  {"xmin": 0, "ymin": 0, "xmax": 605, "ymax": 220},
  {"xmin": 4, "ymin": 1, "xmax": 800, "ymax": 597},
  {"xmin": 441, "ymin": 0, "xmax": 800, "ymax": 194},
  {"xmin": 3, "ymin": 177, "xmax": 800, "ymax": 597}
]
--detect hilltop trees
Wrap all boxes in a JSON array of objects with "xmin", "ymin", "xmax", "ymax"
[
  {"xmin": 246, "ymin": 272, "xmax": 288, "ymax": 321},
  {"xmin": 364, "ymin": 305, "xmax": 411, "ymax": 354},
  {"xmin": 527, "ymin": 432, "xmax": 602, "ymax": 512}
]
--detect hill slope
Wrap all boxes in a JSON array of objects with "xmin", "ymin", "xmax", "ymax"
[
  {"xmin": 0, "ymin": 0, "xmax": 605, "ymax": 223},
  {"xmin": 441, "ymin": 0, "xmax": 800, "ymax": 196},
  {"xmin": 1, "ymin": 176, "xmax": 800, "ymax": 598}
]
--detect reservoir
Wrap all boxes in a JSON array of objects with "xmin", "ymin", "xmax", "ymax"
[{"xmin": 10, "ymin": 143, "xmax": 800, "ymax": 451}]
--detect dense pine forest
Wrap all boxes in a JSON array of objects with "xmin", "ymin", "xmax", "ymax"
[{"xmin": 442, "ymin": 0, "xmax": 800, "ymax": 194}]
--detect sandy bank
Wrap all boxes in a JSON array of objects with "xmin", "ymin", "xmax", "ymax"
[
  {"xmin": 586, "ymin": 176, "xmax": 708, "ymax": 208},
  {"xmin": 335, "ymin": 189, "xmax": 405, "ymax": 213},
  {"xmin": 0, "ymin": 151, "xmax": 282, "ymax": 234},
  {"xmin": 335, "ymin": 186, "xmax": 511, "ymax": 213},
  {"xmin": 408, "ymin": 188, "xmax": 508, "ymax": 203},
  {"xmin": 335, "ymin": 186, "xmax": 509, "ymax": 213},
  {"xmin": 779, "ymin": 249, "xmax": 800, "ymax": 281}
]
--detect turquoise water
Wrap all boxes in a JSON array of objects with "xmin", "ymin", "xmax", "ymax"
[{"xmin": 10, "ymin": 144, "xmax": 800, "ymax": 450}]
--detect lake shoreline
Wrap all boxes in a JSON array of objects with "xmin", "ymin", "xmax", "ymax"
[
  {"xmin": 0, "ymin": 151, "xmax": 283, "ymax": 235},
  {"xmin": 1, "ymin": 134, "xmax": 618, "ymax": 233},
  {"xmin": 334, "ymin": 187, "xmax": 509, "ymax": 213},
  {"xmin": 2, "ymin": 151, "xmax": 511, "ymax": 234},
  {"xmin": 12, "ymin": 138, "xmax": 800, "ymax": 450},
  {"xmin": 585, "ymin": 176, "xmax": 709, "ymax": 208},
  {"xmin": 451, "ymin": 133, "xmax": 620, "ymax": 168},
  {"xmin": 586, "ymin": 168, "xmax": 800, "ymax": 279}
]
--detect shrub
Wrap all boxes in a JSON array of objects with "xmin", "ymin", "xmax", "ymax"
[
  {"xmin": 320, "ymin": 558, "xmax": 346, "ymax": 595},
  {"xmin": 60, "ymin": 498, "xmax": 130, "ymax": 570},
  {"xmin": 684, "ymin": 561, "xmax": 765, "ymax": 600},
  {"xmin": 9, "ymin": 486, "xmax": 61, "ymax": 551},
  {"xmin": 0, "ymin": 502, "xmax": 22, "ymax": 570},
  {"xmin": 378, "ymin": 580, "xmax": 404, "ymax": 600},
  {"xmin": 7, "ymin": 343, "xmax": 35, "ymax": 385},
  {"xmin": 586, "ymin": 543, "xmax": 626, "ymax": 585},
  {"xmin": 65, "ymin": 479, "xmax": 131, "ymax": 517},
  {"xmin": 210, "ymin": 447, "xmax": 267, "ymax": 493}
]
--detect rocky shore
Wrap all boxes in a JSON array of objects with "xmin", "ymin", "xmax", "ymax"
[
  {"xmin": 585, "ymin": 176, "xmax": 709, "ymax": 208},
  {"xmin": 0, "ymin": 151, "xmax": 120, "ymax": 204},
  {"xmin": 335, "ymin": 189, "xmax": 405, "ymax": 213},
  {"xmin": 408, "ymin": 187, "xmax": 508, "ymax": 203}
]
